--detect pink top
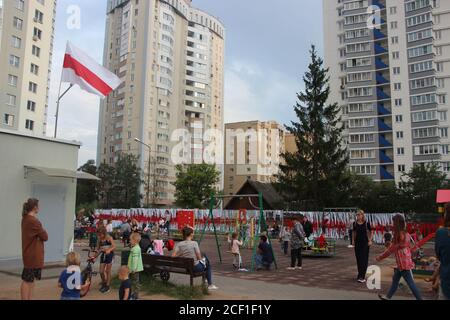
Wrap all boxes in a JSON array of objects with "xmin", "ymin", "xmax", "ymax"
[
  {"xmin": 153, "ymin": 239, "xmax": 164, "ymax": 255},
  {"xmin": 377, "ymin": 233, "xmax": 417, "ymax": 271},
  {"xmin": 231, "ymin": 239, "xmax": 242, "ymax": 255}
]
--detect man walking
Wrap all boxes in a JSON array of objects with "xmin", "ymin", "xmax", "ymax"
[{"xmin": 288, "ymin": 215, "xmax": 306, "ymax": 271}]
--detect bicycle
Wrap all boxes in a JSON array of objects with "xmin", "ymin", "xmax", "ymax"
[{"xmin": 80, "ymin": 249, "xmax": 99, "ymax": 298}]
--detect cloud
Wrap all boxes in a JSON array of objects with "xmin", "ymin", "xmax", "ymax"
[
  {"xmin": 224, "ymin": 60, "xmax": 301, "ymax": 127},
  {"xmin": 46, "ymin": 0, "xmax": 323, "ymax": 166}
]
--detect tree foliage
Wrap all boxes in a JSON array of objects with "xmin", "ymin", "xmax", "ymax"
[
  {"xmin": 76, "ymin": 160, "xmax": 98, "ymax": 207},
  {"xmin": 277, "ymin": 45, "xmax": 348, "ymax": 210},
  {"xmin": 172, "ymin": 164, "xmax": 220, "ymax": 209}
]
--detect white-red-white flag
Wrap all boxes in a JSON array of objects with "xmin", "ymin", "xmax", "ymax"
[{"xmin": 62, "ymin": 41, "xmax": 121, "ymax": 97}]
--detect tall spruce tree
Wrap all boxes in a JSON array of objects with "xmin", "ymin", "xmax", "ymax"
[{"xmin": 278, "ymin": 46, "xmax": 348, "ymax": 210}]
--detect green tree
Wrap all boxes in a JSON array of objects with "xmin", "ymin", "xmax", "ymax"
[
  {"xmin": 76, "ymin": 160, "xmax": 98, "ymax": 207},
  {"xmin": 400, "ymin": 163, "xmax": 449, "ymax": 213},
  {"xmin": 173, "ymin": 164, "xmax": 220, "ymax": 209},
  {"xmin": 338, "ymin": 172, "xmax": 402, "ymax": 213},
  {"xmin": 97, "ymin": 163, "xmax": 116, "ymax": 209},
  {"xmin": 277, "ymin": 45, "xmax": 348, "ymax": 210},
  {"xmin": 114, "ymin": 154, "xmax": 143, "ymax": 209}
]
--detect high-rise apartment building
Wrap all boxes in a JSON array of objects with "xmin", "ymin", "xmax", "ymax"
[
  {"xmin": 98, "ymin": 0, "xmax": 225, "ymax": 206},
  {"xmin": 224, "ymin": 121, "xmax": 285, "ymax": 198},
  {"xmin": 0, "ymin": 0, "xmax": 57, "ymax": 135},
  {"xmin": 324, "ymin": 0, "xmax": 450, "ymax": 183}
]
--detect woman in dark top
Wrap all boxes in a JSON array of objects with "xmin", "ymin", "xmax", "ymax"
[{"xmin": 353, "ymin": 210, "xmax": 373, "ymax": 283}]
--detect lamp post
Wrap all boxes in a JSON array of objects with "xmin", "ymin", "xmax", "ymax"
[{"xmin": 135, "ymin": 138, "xmax": 152, "ymax": 208}]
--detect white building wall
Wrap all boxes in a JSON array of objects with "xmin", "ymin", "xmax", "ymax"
[{"xmin": 0, "ymin": 129, "xmax": 80, "ymax": 264}]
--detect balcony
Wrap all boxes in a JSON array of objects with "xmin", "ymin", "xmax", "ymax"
[
  {"xmin": 375, "ymin": 58, "xmax": 389, "ymax": 69},
  {"xmin": 380, "ymin": 166, "xmax": 395, "ymax": 180},
  {"xmin": 378, "ymin": 119, "xmax": 392, "ymax": 131},
  {"xmin": 379, "ymin": 134, "xmax": 392, "ymax": 147},
  {"xmin": 376, "ymin": 73, "xmax": 389, "ymax": 85},
  {"xmin": 380, "ymin": 150, "xmax": 394, "ymax": 164},
  {"xmin": 377, "ymin": 103, "xmax": 391, "ymax": 116},
  {"xmin": 372, "ymin": 0, "xmax": 385, "ymax": 9},
  {"xmin": 374, "ymin": 43, "xmax": 388, "ymax": 55},
  {"xmin": 377, "ymin": 88, "xmax": 390, "ymax": 100},
  {"xmin": 374, "ymin": 29, "xmax": 387, "ymax": 40}
]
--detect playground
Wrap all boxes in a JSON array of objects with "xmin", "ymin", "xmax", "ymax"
[{"xmin": 0, "ymin": 235, "xmax": 437, "ymax": 300}]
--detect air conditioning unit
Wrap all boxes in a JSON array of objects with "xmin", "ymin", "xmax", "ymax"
[
  {"xmin": 32, "ymin": 35, "xmax": 39, "ymax": 42},
  {"xmin": 33, "ymin": 17, "xmax": 38, "ymax": 22}
]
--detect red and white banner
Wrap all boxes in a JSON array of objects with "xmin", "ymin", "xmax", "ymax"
[{"xmin": 62, "ymin": 41, "xmax": 121, "ymax": 97}]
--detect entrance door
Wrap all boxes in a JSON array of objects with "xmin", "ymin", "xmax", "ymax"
[{"xmin": 32, "ymin": 184, "xmax": 67, "ymax": 263}]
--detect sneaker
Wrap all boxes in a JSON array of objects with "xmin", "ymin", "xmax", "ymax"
[
  {"xmin": 286, "ymin": 267, "xmax": 296, "ymax": 271},
  {"xmin": 378, "ymin": 294, "xmax": 390, "ymax": 300},
  {"xmin": 357, "ymin": 279, "xmax": 366, "ymax": 283},
  {"xmin": 238, "ymin": 268, "xmax": 249, "ymax": 272},
  {"xmin": 295, "ymin": 267, "xmax": 303, "ymax": 270},
  {"xmin": 347, "ymin": 245, "xmax": 354, "ymax": 248},
  {"xmin": 208, "ymin": 285, "xmax": 219, "ymax": 290},
  {"xmin": 102, "ymin": 286, "xmax": 111, "ymax": 293},
  {"xmin": 99, "ymin": 285, "xmax": 106, "ymax": 292}
]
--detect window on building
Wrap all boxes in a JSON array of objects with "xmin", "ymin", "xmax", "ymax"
[
  {"xmin": 25, "ymin": 119, "xmax": 34, "ymax": 131},
  {"xmin": 13, "ymin": 17, "xmax": 23, "ymax": 30},
  {"xmin": 4, "ymin": 114, "xmax": 15, "ymax": 126}
]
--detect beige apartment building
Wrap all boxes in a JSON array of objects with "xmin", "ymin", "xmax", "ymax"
[
  {"xmin": 224, "ymin": 121, "xmax": 285, "ymax": 198},
  {"xmin": 324, "ymin": 0, "xmax": 450, "ymax": 183},
  {"xmin": 284, "ymin": 132, "xmax": 298, "ymax": 154},
  {"xmin": 98, "ymin": 0, "xmax": 225, "ymax": 207},
  {"xmin": 0, "ymin": 0, "xmax": 56, "ymax": 136}
]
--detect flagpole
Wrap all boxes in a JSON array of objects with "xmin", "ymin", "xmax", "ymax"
[{"xmin": 54, "ymin": 82, "xmax": 73, "ymax": 139}]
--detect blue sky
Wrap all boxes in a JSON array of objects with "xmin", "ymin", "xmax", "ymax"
[{"xmin": 48, "ymin": 0, "xmax": 324, "ymax": 166}]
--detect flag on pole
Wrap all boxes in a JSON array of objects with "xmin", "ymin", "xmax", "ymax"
[{"xmin": 62, "ymin": 41, "xmax": 121, "ymax": 97}]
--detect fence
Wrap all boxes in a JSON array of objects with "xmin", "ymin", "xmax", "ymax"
[{"xmin": 95, "ymin": 209, "xmax": 442, "ymax": 244}]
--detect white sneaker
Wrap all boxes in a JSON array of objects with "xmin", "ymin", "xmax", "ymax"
[
  {"xmin": 347, "ymin": 245, "xmax": 354, "ymax": 248},
  {"xmin": 287, "ymin": 267, "xmax": 296, "ymax": 271},
  {"xmin": 295, "ymin": 267, "xmax": 303, "ymax": 270},
  {"xmin": 208, "ymin": 284, "xmax": 218, "ymax": 290},
  {"xmin": 357, "ymin": 279, "xmax": 366, "ymax": 283},
  {"xmin": 238, "ymin": 268, "xmax": 249, "ymax": 272}
]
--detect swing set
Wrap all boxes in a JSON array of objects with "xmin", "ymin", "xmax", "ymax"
[{"xmin": 197, "ymin": 193, "xmax": 278, "ymax": 272}]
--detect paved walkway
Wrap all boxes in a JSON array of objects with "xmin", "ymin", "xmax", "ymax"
[
  {"xmin": 199, "ymin": 235, "xmax": 436, "ymax": 299},
  {"xmin": 0, "ymin": 237, "xmax": 437, "ymax": 300}
]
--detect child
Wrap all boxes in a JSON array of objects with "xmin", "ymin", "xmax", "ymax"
[
  {"xmin": 279, "ymin": 227, "xmax": 291, "ymax": 255},
  {"xmin": 376, "ymin": 214, "xmax": 423, "ymax": 300},
  {"xmin": 153, "ymin": 238, "xmax": 164, "ymax": 256},
  {"xmin": 89, "ymin": 228, "xmax": 98, "ymax": 251},
  {"xmin": 58, "ymin": 252, "xmax": 90, "ymax": 300},
  {"xmin": 128, "ymin": 232, "xmax": 144, "ymax": 300},
  {"xmin": 384, "ymin": 228, "xmax": 393, "ymax": 249},
  {"xmin": 228, "ymin": 233, "xmax": 244, "ymax": 270},
  {"xmin": 97, "ymin": 226, "xmax": 116, "ymax": 293},
  {"xmin": 118, "ymin": 266, "xmax": 132, "ymax": 300},
  {"xmin": 256, "ymin": 235, "xmax": 274, "ymax": 271}
]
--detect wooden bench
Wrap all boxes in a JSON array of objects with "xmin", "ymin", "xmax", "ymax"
[{"xmin": 141, "ymin": 253, "xmax": 207, "ymax": 287}]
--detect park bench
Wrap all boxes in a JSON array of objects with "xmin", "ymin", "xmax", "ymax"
[{"xmin": 141, "ymin": 253, "xmax": 207, "ymax": 287}]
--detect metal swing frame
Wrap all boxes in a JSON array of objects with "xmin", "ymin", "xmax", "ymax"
[{"xmin": 197, "ymin": 193, "xmax": 278, "ymax": 272}]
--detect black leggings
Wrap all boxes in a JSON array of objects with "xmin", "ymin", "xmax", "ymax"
[{"xmin": 355, "ymin": 244, "xmax": 369, "ymax": 280}]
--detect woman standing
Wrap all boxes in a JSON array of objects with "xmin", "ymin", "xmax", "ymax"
[
  {"xmin": 21, "ymin": 198, "xmax": 48, "ymax": 300},
  {"xmin": 436, "ymin": 204, "xmax": 450, "ymax": 300},
  {"xmin": 353, "ymin": 210, "xmax": 373, "ymax": 283},
  {"xmin": 377, "ymin": 214, "xmax": 423, "ymax": 300}
]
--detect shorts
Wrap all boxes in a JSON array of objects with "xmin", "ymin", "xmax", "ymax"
[
  {"xmin": 21, "ymin": 268, "xmax": 42, "ymax": 283},
  {"xmin": 100, "ymin": 252, "xmax": 115, "ymax": 265}
]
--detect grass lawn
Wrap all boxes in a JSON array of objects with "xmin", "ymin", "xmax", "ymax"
[{"xmin": 111, "ymin": 272, "xmax": 209, "ymax": 300}]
